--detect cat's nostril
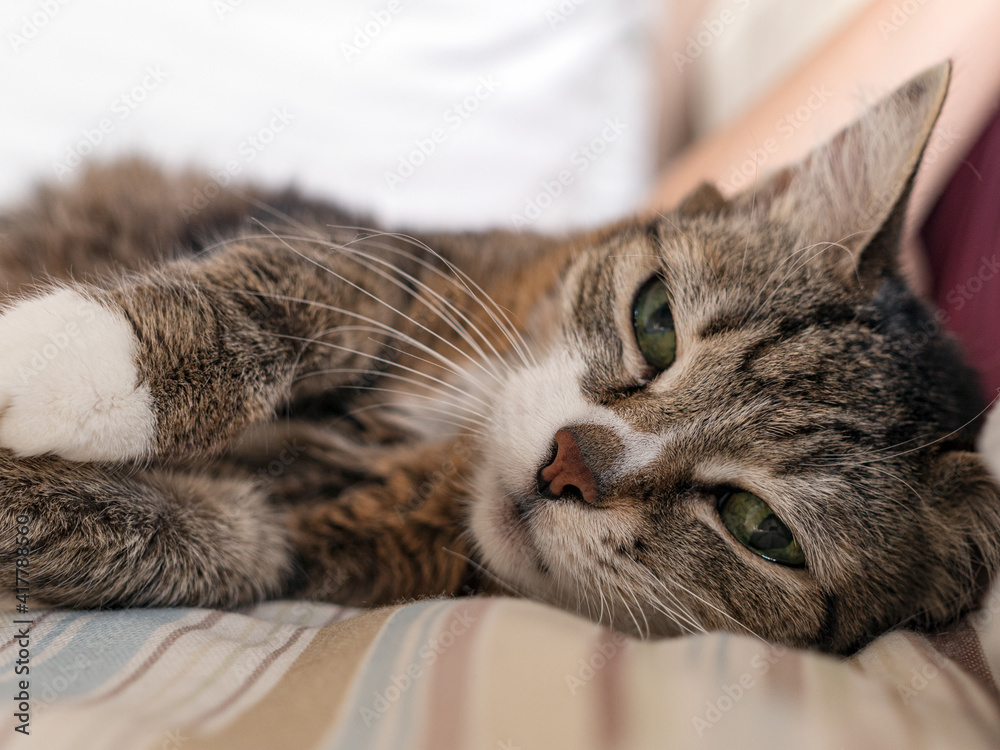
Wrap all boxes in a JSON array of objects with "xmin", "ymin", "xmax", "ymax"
[
  {"xmin": 538, "ymin": 429, "xmax": 598, "ymax": 504},
  {"xmin": 536, "ymin": 467, "xmax": 554, "ymax": 498}
]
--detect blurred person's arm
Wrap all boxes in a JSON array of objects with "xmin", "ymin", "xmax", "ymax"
[{"xmin": 650, "ymin": 0, "xmax": 1000, "ymax": 292}]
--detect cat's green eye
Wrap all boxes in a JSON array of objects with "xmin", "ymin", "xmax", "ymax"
[
  {"xmin": 719, "ymin": 491, "xmax": 805, "ymax": 567},
  {"xmin": 632, "ymin": 276, "xmax": 676, "ymax": 371}
]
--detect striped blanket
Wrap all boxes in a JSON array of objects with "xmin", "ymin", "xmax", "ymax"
[{"xmin": 2, "ymin": 584, "xmax": 999, "ymax": 750}]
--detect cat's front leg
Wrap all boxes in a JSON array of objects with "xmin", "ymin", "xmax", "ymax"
[
  {"xmin": 0, "ymin": 240, "xmax": 413, "ymax": 462},
  {"xmin": 0, "ymin": 449, "xmax": 290, "ymax": 608},
  {"xmin": 276, "ymin": 437, "xmax": 481, "ymax": 605}
]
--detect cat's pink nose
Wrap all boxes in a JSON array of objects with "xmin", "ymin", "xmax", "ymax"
[{"xmin": 538, "ymin": 429, "xmax": 598, "ymax": 504}]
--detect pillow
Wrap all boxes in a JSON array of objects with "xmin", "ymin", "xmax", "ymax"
[{"xmin": 6, "ymin": 585, "xmax": 999, "ymax": 749}]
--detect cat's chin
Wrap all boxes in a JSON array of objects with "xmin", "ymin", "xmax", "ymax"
[{"xmin": 467, "ymin": 474, "xmax": 556, "ymax": 597}]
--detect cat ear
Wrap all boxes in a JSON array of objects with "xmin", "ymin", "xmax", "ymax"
[
  {"xmin": 728, "ymin": 62, "xmax": 951, "ymax": 287},
  {"xmin": 917, "ymin": 449, "xmax": 1000, "ymax": 627},
  {"xmin": 676, "ymin": 181, "xmax": 727, "ymax": 217}
]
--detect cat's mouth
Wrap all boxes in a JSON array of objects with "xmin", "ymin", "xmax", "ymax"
[{"xmin": 495, "ymin": 492, "xmax": 551, "ymax": 573}]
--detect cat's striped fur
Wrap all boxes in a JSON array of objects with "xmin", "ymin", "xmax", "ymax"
[{"xmin": 0, "ymin": 64, "xmax": 997, "ymax": 653}]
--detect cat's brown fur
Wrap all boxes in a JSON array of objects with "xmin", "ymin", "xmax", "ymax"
[{"xmin": 1, "ymin": 63, "xmax": 998, "ymax": 654}]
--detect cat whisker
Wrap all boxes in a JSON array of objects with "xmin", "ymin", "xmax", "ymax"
[
  {"xmin": 619, "ymin": 597, "xmax": 643, "ymax": 639},
  {"xmin": 625, "ymin": 586, "xmax": 652, "ymax": 639},
  {"xmin": 642, "ymin": 587, "xmax": 702, "ymax": 636},
  {"xmin": 812, "ymin": 395, "xmax": 998, "ymax": 467},
  {"xmin": 739, "ymin": 160, "xmax": 760, "ymax": 284},
  {"xmin": 744, "ymin": 242, "xmax": 838, "ymax": 325},
  {"xmin": 331, "ymin": 238, "xmax": 517, "ymax": 376},
  {"xmin": 634, "ymin": 568, "xmax": 706, "ymax": 635},
  {"xmin": 235, "ymin": 191, "xmax": 331, "ymax": 238},
  {"xmin": 744, "ymin": 228, "xmax": 870, "ymax": 326},
  {"xmin": 667, "ymin": 576, "xmax": 767, "ymax": 644},
  {"xmin": 439, "ymin": 547, "xmax": 532, "ymax": 599},
  {"xmin": 314, "ymin": 238, "xmax": 510, "ymax": 380},
  {"xmin": 273, "ymin": 332, "xmax": 490, "ymax": 411},
  {"xmin": 305, "ymin": 378, "xmax": 488, "ymax": 426},
  {"xmin": 230, "ymin": 288, "xmax": 489, "ymax": 392},
  {"xmin": 366, "ymin": 239, "xmax": 537, "ymax": 370},
  {"xmin": 326, "ymin": 226, "xmax": 537, "ymax": 369},
  {"xmin": 249, "ymin": 221, "xmax": 509, "ymax": 387},
  {"xmin": 304, "ymin": 323, "xmax": 476, "ymax": 384}
]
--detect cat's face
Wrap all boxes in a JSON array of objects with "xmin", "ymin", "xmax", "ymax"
[{"xmin": 468, "ymin": 64, "xmax": 1000, "ymax": 652}]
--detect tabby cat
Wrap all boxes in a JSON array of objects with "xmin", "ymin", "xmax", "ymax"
[{"xmin": 1, "ymin": 64, "xmax": 997, "ymax": 654}]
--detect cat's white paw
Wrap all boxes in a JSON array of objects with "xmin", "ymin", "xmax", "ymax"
[{"xmin": 0, "ymin": 289, "xmax": 156, "ymax": 462}]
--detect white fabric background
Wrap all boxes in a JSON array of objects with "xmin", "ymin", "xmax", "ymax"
[{"xmin": 0, "ymin": 0, "xmax": 662, "ymax": 232}]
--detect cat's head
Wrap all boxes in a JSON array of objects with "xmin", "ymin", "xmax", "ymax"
[{"xmin": 469, "ymin": 63, "xmax": 1000, "ymax": 653}]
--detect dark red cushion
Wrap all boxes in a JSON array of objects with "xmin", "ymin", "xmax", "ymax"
[{"xmin": 923, "ymin": 104, "xmax": 1000, "ymax": 401}]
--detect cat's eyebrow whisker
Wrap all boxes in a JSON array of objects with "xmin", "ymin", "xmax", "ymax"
[
  {"xmin": 810, "ymin": 418, "xmax": 996, "ymax": 480},
  {"xmin": 325, "ymin": 225, "xmax": 537, "ymax": 369},
  {"xmin": 740, "ymin": 242, "xmax": 827, "ymax": 327},
  {"xmin": 744, "ymin": 242, "xmax": 837, "ymax": 324},
  {"xmin": 249, "ymin": 221, "xmax": 509, "ymax": 387},
  {"xmin": 862, "ymin": 467, "xmax": 929, "ymax": 515},
  {"xmin": 744, "ymin": 228, "xmax": 869, "ymax": 326}
]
